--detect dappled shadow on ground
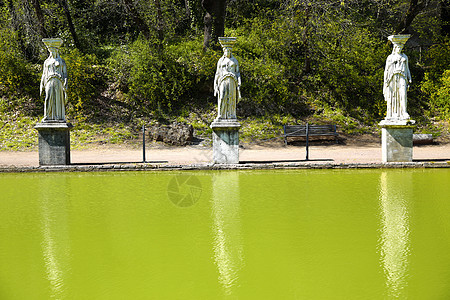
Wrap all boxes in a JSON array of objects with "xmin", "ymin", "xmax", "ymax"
[
  {"xmin": 413, "ymin": 159, "xmax": 450, "ymax": 162},
  {"xmin": 70, "ymin": 160, "xmax": 168, "ymax": 166},
  {"xmin": 240, "ymin": 159, "xmax": 333, "ymax": 164},
  {"xmin": 243, "ymin": 133, "xmax": 383, "ymax": 148}
]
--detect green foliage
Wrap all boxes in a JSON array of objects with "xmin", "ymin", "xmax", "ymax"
[
  {"xmin": 308, "ymin": 26, "xmax": 388, "ymax": 122},
  {"xmin": 117, "ymin": 38, "xmax": 188, "ymax": 113},
  {"xmin": 422, "ymin": 41, "xmax": 450, "ymax": 82},
  {"xmin": 230, "ymin": 18, "xmax": 307, "ymax": 116},
  {"xmin": 70, "ymin": 123, "xmax": 136, "ymax": 149},
  {"xmin": 108, "ymin": 36, "xmax": 220, "ymax": 116},
  {"xmin": 240, "ymin": 117, "xmax": 283, "ymax": 142},
  {"xmin": 422, "ymin": 70, "xmax": 450, "ymax": 120},
  {"xmin": 0, "ymin": 28, "xmax": 39, "ymax": 98},
  {"xmin": 0, "ymin": 108, "xmax": 39, "ymax": 151},
  {"xmin": 421, "ymin": 41, "xmax": 450, "ymax": 120},
  {"xmin": 63, "ymin": 48, "xmax": 101, "ymax": 121},
  {"xmin": 1, "ymin": 0, "xmax": 449, "ymax": 142}
]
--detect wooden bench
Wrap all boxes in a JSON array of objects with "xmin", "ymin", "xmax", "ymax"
[{"xmin": 283, "ymin": 124, "xmax": 338, "ymax": 160}]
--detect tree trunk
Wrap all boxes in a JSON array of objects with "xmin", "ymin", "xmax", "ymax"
[
  {"xmin": 441, "ymin": 0, "xmax": 450, "ymax": 36},
  {"xmin": 30, "ymin": 0, "xmax": 47, "ymax": 38},
  {"xmin": 184, "ymin": 0, "xmax": 191, "ymax": 18},
  {"xmin": 6, "ymin": 0, "xmax": 29, "ymax": 58},
  {"xmin": 202, "ymin": 0, "xmax": 227, "ymax": 50},
  {"xmin": 155, "ymin": 0, "xmax": 164, "ymax": 42},
  {"xmin": 203, "ymin": 11, "xmax": 212, "ymax": 51},
  {"xmin": 396, "ymin": 0, "xmax": 428, "ymax": 34},
  {"xmin": 59, "ymin": 0, "xmax": 81, "ymax": 50},
  {"xmin": 303, "ymin": 7, "xmax": 311, "ymax": 74},
  {"xmin": 122, "ymin": 0, "xmax": 151, "ymax": 39}
]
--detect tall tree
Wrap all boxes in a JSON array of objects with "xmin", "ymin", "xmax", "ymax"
[
  {"xmin": 58, "ymin": 0, "xmax": 81, "ymax": 49},
  {"xmin": 441, "ymin": 0, "xmax": 450, "ymax": 36},
  {"xmin": 6, "ymin": 0, "xmax": 28, "ymax": 57},
  {"xmin": 29, "ymin": 0, "xmax": 47, "ymax": 37},
  {"xmin": 396, "ymin": 0, "xmax": 432, "ymax": 33},
  {"xmin": 122, "ymin": 0, "xmax": 151, "ymax": 39},
  {"xmin": 201, "ymin": 0, "xmax": 226, "ymax": 50},
  {"xmin": 155, "ymin": 0, "xmax": 164, "ymax": 42}
]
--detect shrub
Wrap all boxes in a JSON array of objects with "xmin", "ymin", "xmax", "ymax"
[
  {"xmin": 0, "ymin": 28, "xmax": 39, "ymax": 98},
  {"xmin": 421, "ymin": 41, "xmax": 450, "ymax": 120},
  {"xmin": 422, "ymin": 70, "xmax": 450, "ymax": 120},
  {"xmin": 63, "ymin": 48, "xmax": 101, "ymax": 121},
  {"xmin": 108, "ymin": 36, "xmax": 220, "ymax": 117}
]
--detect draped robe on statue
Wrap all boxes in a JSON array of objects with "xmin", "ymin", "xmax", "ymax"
[
  {"xmin": 383, "ymin": 52, "xmax": 411, "ymax": 120},
  {"xmin": 40, "ymin": 56, "xmax": 68, "ymax": 121},
  {"xmin": 214, "ymin": 55, "xmax": 241, "ymax": 119}
]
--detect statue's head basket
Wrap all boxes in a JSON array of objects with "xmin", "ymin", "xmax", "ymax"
[
  {"xmin": 219, "ymin": 37, "xmax": 237, "ymax": 50},
  {"xmin": 42, "ymin": 38, "xmax": 63, "ymax": 50},
  {"xmin": 388, "ymin": 35, "xmax": 411, "ymax": 47}
]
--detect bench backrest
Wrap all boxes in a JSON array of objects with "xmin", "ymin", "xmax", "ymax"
[{"xmin": 284, "ymin": 124, "xmax": 336, "ymax": 136}]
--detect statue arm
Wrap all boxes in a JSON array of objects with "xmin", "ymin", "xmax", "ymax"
[
  {"xmin": 62, "ymin": 59, "xmax": 68, "ymax": 90},
  {"xmin": 234, "ymin": 60, "xmax": 241, "ymax": 100},
  {"xmin": 40, "ymin": 62, "xmax": 47, "ymax": 96},
  {"xmin": 383, "ymin": 59, "xmax": 392, "ymax": 99},
  {"xmin": 235, "ymin": 62, "xmax": 241, "ymax": 87},
  {"xmin": 60, "ymin": 59, "xmax": 68, "ymax": 104},
  {"xmin": 384, "ymin": 57, "xmax": 395, "ymax": 85},
  {"xmin": 214, "ymin": 59, "xmax": 222, "ymax": 96},
  {"xmin": 405, "ymin": 56, "xmax": 412, "ymax": 84}
]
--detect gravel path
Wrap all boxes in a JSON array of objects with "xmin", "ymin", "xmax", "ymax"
[{"xmin": 1, "ymin": 143, "xmax": 449, "ymax": 167}]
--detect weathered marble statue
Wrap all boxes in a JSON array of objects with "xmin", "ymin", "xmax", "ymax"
[
  {"xmin": 40, "ymin": 38, "xmax": 68, "ymax": 122},
  {"xmin": 383, "ymin": 35, "xmax": 412, "ymax": 122},
  {"xmin": 214, "ymin": 37, "xmax": 241, "ymax": 120}
]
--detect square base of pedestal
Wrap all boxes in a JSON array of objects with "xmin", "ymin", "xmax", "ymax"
[
  {"xmin": 381, "ymin": 126, "xmax": 414, "ymax": 163},
  {"xmin": 211, "ymin": 120, "xmax": 240, "ymax": 164},
  {"xmin": 35, "ymin": 122, "xmax": 73, "ymax": 165}
]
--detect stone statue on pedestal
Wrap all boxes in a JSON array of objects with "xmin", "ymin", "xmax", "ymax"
[
  {"xmin": 214, "ymin": 37, "xmax": 241, "ymax": 120},
  {"xmin": 35, "ymin": 38, "xmax": 72, "ymax": 166},
  {"xmin": 40, "ymin": 38, "xmax": 68, "ymax": 122},
  {"xmin": 210, "ymin": 37, "xmax": 241, "ymax": 164},
  {"xmin": 379, "ymin": 35, "xmax": 415, "ymax": 163},
  {"xmin": 382, "ymin": 35, "xmax": 412, "ymax": 123}
]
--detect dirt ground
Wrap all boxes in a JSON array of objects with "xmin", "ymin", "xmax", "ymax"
[{"xmin": 1, "ymin": 134, "xmax": 449, "ymax": 167}]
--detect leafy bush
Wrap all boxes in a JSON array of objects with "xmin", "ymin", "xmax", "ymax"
[
  {"xmin": 422, "ymin": 70, "xmax": 450, "ymax": 120},
  {"xmin": 228, "ymin": 18, "xmax": 308, "ymax": 117},
  {"xmin": 63, "ymin": 48, "xmax": 101, "ymax": 121},
  {"xmin": 0, "ymin": 28, "xmax": 39, "ymax": 98},
  {"xmin": 108, "ymin": 36, "xmax": 220, "ymax": 116},
  {"xmin": 421, "ymin": 41, "xmax": 450, "ymax": 120}
]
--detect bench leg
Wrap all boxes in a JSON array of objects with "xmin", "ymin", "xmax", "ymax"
[{"xmin": 305, "ymin": 124, "xmax": 309, "ymax": 160}]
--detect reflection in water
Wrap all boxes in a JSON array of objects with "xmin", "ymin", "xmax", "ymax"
[
  {"xmin": 379, "ymin": 172, "xmax": 411, "ymax": 298},
  {"xmin": 39, "ymin": 176, "xmax": 71, "ymax": 299},
  {"xmin": 211, "ymin": 172, "xmax": 244, "ymax": 296}
]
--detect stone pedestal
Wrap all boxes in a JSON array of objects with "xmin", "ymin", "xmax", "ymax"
[
  {"xmin": 211, "ymin": 119, "xmax": 240, "ymax": 164},
  {"xmin": 379, "ymin": 120, "xmax": 415, "ymax": 163},
  {"xmin": 35, "ymin": 121, "xmax": 73, "ymax": 165}
]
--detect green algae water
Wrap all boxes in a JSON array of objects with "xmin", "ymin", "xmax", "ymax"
[{"xmin": 1, "ymin": 169, "xmax": 450, "ymax": 299}]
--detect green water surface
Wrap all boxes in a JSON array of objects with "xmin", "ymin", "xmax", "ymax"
[{"xmin": 0, "ymin": 169, "xmax": 449, "ymax": 299}]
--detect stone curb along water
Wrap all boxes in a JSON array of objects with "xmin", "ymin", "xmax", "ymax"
[{"xmin": 1, "ymin": 161, "xmax": 449, "ymax": 173}]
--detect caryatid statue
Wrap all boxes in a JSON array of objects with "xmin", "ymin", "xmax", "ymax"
[
  {"xmin": 383, "ymin": 35, "xmax": 412, "ymax": 121},
  {"xmin": 40, "ymin": 38, "xmax": 68, "ymax": 122},
  {"xmin": 214, "ymin": 37, "xmax": 241, "ymax": 120}
]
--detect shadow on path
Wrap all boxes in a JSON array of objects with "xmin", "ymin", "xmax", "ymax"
[
  {"xmin": 70, "ymin": 160, "xmax": 168, "ymax": 166},
  {"xmin": 413, "ymin": 159, "xmax": 450, "ymax": 162},
  {"xmin": 240, "ymin": 159, "xmax": 334, "ymax": 164}
]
